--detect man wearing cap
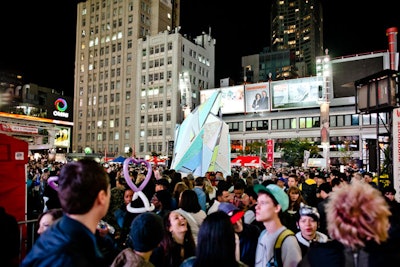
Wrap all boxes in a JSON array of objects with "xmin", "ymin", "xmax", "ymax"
[
  {"xmin": 111, "ymin": 212, "xmax": 164, "ymax": 267},
  {"xmin": 295, "ymin": 203, "xmax": 328, "ymax": 256},
  {"xmin": 254, "ymin": 184, "xmax": 302, "ymax": 267},
  {"xmin": 219, "ymin": 202, "xmax": 261, "ymax": 267}
]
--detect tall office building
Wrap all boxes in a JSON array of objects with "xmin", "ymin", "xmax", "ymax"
[
  {"xmin": 270, "ymin": 0, "xmax": 323, "ymax": 76},
  {"xmin": 72, "ymin": 0, "xmax": 215, "ymax": 157}
]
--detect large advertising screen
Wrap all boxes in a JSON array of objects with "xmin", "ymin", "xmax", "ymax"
[
  {"xmin": 271, "ymin": 76, "xmax": 323, "ymax": 110},
  {"xmin": 200, "ymin": 86, "xmax": 245, "ymax": 114},
  {"xmin": 54, "ymin": 126, "xmax": 71, "ymax": 148},
  {"xmin": 244, "ymin": 82, "xmax": 270, "ymax": 112}
]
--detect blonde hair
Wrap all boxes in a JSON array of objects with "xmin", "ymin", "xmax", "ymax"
[
  {"xmin": 135, "ymin": 173, "xmax": 146, "ymax": 185},
  {"xmin": 327, "ymin": 181, "xmax": 391, "ymax": 249}
]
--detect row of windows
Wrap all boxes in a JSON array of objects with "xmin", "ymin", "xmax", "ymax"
[
  {"xmin": 142, "ymin": 43, "xmax": 173, "ymax": 57},
  {"xmin": 234, "ymin": 135, "xmax": 360, "ymax": 154},
  {"xmin": 140, "ymin": 143, "xmax": 164, "ymax": 154},
  {"xmin": 79, "ymin": 76, "xmax": 132, "ymax": 96},
  {"xmin": 228, "ymin": 113, "xmax": 387, "ymax": 132}
]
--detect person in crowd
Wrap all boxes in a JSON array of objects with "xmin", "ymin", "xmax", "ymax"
[
  {"xmin": 103, "ymin": 176, "xmax": 127, "ymax": 226},
  {"xmin": 316, "ymin": 182, "xmax": 332, "ymax": 236},
  {"xmin": 203, "ymin": 177, "xmax": 216, "ymax": 210},
  {"xmin": 155, "ymin": 178, "xmax": 177, "ymax": 209},
  {"xmin": 151, "ymin": 189, "xmax": 173, "ymax": 218},
  {"xmin": 113, "ymin": 187, "xmax": 135, "ymax": 250},
  {"xmin": 150, "ymin": 210, "xmax": 196, "ymax": 267},
  {"xmin": 241, "ymin": 186, "xmax": 256, "ymax": 223},
  {"xmin": 36, "ymin": 208, "xmax": 63, "ymax": 235},
  {"xmin": 207, "ymin": 180, "xmax": 233, "ymax": 214},
  {"xmin": 22, "ymin": 159, "xmax": 111, "ymax": 267},
  {"xmin": 381, "ymin": 186, "xmax": 400, "ymax": 238},
  {"xmin": 192, "ymin": 177, "xmax": 207, "ymax": 212},
  {"xmin": 295, "ymin": 203, "xmax": 328, "ymax": 256},
  {"xmin": 254, "ymin": 183, "xmax": 302, "ymax": 267},
  {"xmin": 281, "ymin": 185, "xmax": 306, "ymax": 233},
  {"xmin": 180, "ymin": 211, "xmax": 247, "ymax": 267},
  {"xmin": 299, "ymin": 181, "xmax": 400, "ymax": 267},
  {"xmin": 299, "ymin": 171, "xmax": 318, "ymax": 207},
  {"xmin": 287, "ymin": 174, "xmax": 299, "ymax": 189},
  {"xmin": 155, "ymin": 177, "xmax": 171, "ymax": 192},
  {"xmin": 182, "ymin": 175, "xmax": 194, "ymax": 190},
  {"xmin": 32, "ymin": 168, "xmax": 43, "ymax": 212},
  {"xmin": 176, "ymin": 189, "xmax": 207, "ymax": 244},
  {"xmin": 233, "ymin": 180, "xmax": 247, "ymax": 208},
  {"xmin": 351, "ymin": 172, "xmax": 363, "ymax": 183},
  {"xmin": 276, "ymin": 177, "xmax": 287, "ymax": 190},
  {"xmin": 363, "ymin": 172, "xmax": 378, "ymax": 189},
  {"xmin": 111, "ymin": 212, "xmax": 164, "ymax": 267},
  {"xmin": 219, "ymin": 202, "xmax": 261, "ymax": 267},
  {"xmin": 42, "ymin": 178, "xmax": 62, "ymax": 211},
  {"xmin": 173, "ymin": 182, "xmax": 189, "ymax": 206},
  {"xmin": 0, "ymin": 206, "xmax": 20, "ymax": 267}
]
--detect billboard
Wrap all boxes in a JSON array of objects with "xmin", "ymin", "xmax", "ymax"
[
  {"xmin": 331, "ymin": 53, "xmax": 386, "ymax": 98},
  {"xmin": 200, "ymin": 86, "xmax": 245, "ymax": 114},
  {"xmin": 271, "ymin": 76, "xmax": 323, "ymax": 110},
  {"xmin": 54, "ymin": 126, "xmax": 71, "ymax": 148},
  {"xmin": 245, "ymin": 82, "xmax": 270, "ymax": 112}
]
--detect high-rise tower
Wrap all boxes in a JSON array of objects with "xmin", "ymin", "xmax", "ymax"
[
  {"xmin": 270, "ymin": 0, "xmax": 324, "ymax": 76},
  {"xmin": 72, "ymin": 0, "xmax": 215, "ymax": 157}
]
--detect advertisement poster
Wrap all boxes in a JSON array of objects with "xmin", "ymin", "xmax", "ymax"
[
  {"xmin": 245, "ymin": 82, "xmax": 270, "ymax": 113},
  {"xmin": 200, "ymin": 86, "xmax": 245, "ymax": 114},
  {"xmin": 271, "ymin": 76, "xmax": 323, "ymax": 110}
]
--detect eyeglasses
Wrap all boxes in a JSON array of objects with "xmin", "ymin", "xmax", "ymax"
[{"xmin": 385, "ymin": 192, "xmax": 394, "ymax": 196}]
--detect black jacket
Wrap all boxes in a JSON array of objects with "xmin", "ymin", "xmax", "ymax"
[
  {"xmin": 22, "ymin": 215, "xmax": 107, "ymax": 267},
  {"xmin": 299, "ymin": 238, "xmax": 400, "ymax": 267}
]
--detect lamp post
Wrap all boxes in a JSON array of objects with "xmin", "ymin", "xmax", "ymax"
[{"xmin": 316, "ymin": 49, "xmax": 331, "ymax": 172}]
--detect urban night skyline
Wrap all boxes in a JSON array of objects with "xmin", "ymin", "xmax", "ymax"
[{"xmin": 0, "ymin": 0, "xmax": 398, "ymax": 95}]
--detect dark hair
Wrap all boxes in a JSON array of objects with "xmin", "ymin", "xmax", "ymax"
[
  {"xmin": 244, "ymin": 186, "xmax": 258, "ymax": 200},
  {"xmin": 58, "ymin": 159, "xmax": 110, "ymax": 214},
  {"xmin": 234, "ymin": 180, "xmax": 246, "ymax": 190},
  {"xmin": 37, "ymin": 208, "xmax": 63, "ymax": 230},
  {"xmin": 194, "ymin": 177, "xmax": 204, "ymax": 186},
  {"xmin": 160, "ymin": 211, "xmax": 196, "ymax": 266},
  {"xmin": 215, "ymin": 180, "xmax": 231, "ymax": 197},
  {"xmin": 331, "ymin": 177, "xmax": 342, "ymax": 188},
  {"xmin": 194, "ymin": 211, "xmax": 239, "ymax": 266},
  {"xmin": 179, "ymin": 189, "xmax": 201, "ymax": 213}
]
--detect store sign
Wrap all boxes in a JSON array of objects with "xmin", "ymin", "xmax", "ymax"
[
  {"xmin": 53, "ymin": 98, "xmax": 69, "ymax": 118},
  {"xmin": 0, "ymin": 123, "xmax": 38, "ymax": 134}
]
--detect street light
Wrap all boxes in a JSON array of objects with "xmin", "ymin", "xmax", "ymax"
[{"xmin": 316, "ymin": 49, "xmax": 331, "ymax": 172}]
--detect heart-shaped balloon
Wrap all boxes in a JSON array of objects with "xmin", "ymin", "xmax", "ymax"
[
  {"xmin": 123, "ymin": 157, "xmax": 155, "ymax": 213},
  {"xmin": 47, "ymin": 176, "xmax": 59, "ymax": 191},
  {"xmin": 123, "ymin": 157, "xmax": 152, "ymax": 192}
]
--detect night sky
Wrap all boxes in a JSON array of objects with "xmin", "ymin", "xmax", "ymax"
[{"xmin": 0, "ymin": 0, "xmax": 398, "ymax": 96}]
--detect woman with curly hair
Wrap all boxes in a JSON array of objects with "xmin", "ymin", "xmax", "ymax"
[{"xmin": 299, "ymin": 181, "xmax": 400, "ymax": 267}]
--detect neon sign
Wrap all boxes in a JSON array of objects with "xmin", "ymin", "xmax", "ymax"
[{"xmin": 53, "ymin": 98, "xmax": 69, "ymax": 118}]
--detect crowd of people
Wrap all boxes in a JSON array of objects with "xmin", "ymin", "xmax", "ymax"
[{"xmin": 17, "ymin": 158, "xmax": 400, "ymax": 266}]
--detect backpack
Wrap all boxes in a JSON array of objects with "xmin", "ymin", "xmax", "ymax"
[{"xmin": 260, "ymin": 228, "xmax": 294, "ymax": 267}]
